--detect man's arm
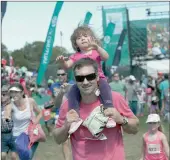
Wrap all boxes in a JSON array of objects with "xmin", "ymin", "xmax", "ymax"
[
  {"xmin": 121, "ymin": 115, "xmax": 139, "ymax": 134},
  {"xmin": 53, "ymin": 123, "xmax": 70, "ymax": 144},
  {"xmin": 53, "ymin": 90, "xmax": 65, "ymax": 108},
  {"xmin": 104, "ymin": 93, "xmax": 139, "ymax": 134},
  {"xmin": 53, "ymin": 83, "xmax": 72, "ymax": 109},
  {"xmin": 53, "ymin": 109, "xmax": 79, "ymax": 144}
]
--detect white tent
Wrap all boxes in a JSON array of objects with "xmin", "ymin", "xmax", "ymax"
[{"xmin": 145, "ymin": 59, "xmax": 169, "ymax": 78}]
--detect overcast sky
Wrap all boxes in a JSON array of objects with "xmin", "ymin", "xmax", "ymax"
[{"xmin": 2, "ymin": 2, "xmax": 169, "ymax": 52}]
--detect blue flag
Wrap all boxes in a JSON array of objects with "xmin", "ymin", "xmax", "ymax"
[
  {"xmin": 1, "ymin": 1, "xmax": 7, "ymax": 21},
  {"xmin": 36, "ymin": 1, "xmax": 64, "ymax": 85}
]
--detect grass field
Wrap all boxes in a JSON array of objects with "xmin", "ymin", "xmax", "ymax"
[{"xmin": 35, "ymin": 114, "xmax": 169, "ymax": 160}]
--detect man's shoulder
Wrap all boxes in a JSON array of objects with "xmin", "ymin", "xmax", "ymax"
[
  {"xmin": 111, "ymin": 91, "xmax": 122, "ymax": 98},
  {"xmin": 111, "ymin": 91, "xmax": 127, "ymax": 104}
]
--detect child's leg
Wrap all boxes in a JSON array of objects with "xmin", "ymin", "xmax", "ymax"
[
  {"xmin": 137, "ymin": 102, "xmax": 141, "ymax": 116},
  {"xmin": 141, "ymin": 103, "xmax": 144, "ymax": 116},
  {"xmin": 67, "ymin": 84, "xmax": 81, "ymax": 112},
  {"xmin": 98, "ymin": 79, "xmax": 113, "ymax": 108}
]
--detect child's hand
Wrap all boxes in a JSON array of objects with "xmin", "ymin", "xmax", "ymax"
[
  {"xmin": 56, "ymin": 55, "xmax": 67, "ymax": 63},
  {"xmin": 87, "ymin": 37, "xmax": 99, "ymax": 50}
]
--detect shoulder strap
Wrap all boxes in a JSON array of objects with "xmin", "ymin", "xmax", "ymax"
[{"xmin": 26, "ymin": 97, "xmax": 34, "ymax": 121}]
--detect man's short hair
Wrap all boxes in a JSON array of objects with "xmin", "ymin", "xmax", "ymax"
[
  {"xmin": 73, "ymin": 58, "xmax": 98, "ymax": 75},
  {"xmin": 112, "ymin": 72, "xmax": 119, "ymax": 77},
  {"xmin": 57, "ymin": 67, "xmax": 67, "ymax": 73}
]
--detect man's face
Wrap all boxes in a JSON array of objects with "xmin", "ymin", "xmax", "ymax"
[
  {"xmin": 74, "ymin": 65, "xmax": 99, "ymax": 96},
  {"xmin": 113, "ymin": 74, "xmax": 119, "ymax": 81},
  {"xmin": 57, "ymin": 69, "xmax": 67, "ymax": 84}
]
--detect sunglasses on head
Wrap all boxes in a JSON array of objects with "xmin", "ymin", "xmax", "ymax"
[
  {"xmin": 75, "ymin": 73, "xmax": 96, "ymax": 82},
  {"xmin": 57, "ymin": 73, "xmax": 66, "ymax": 76}
]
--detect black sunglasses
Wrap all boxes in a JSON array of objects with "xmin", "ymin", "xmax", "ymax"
[
  {"xmin": 57, "ymin": 73, "xmax": 66, "ymax": 76},
  {"xmin": 75, "ymin": 73, "xmax": 96, "ymax": 82}
]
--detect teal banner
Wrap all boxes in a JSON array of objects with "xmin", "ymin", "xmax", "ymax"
[
  {"xmin": 36, "ymin": 1, "xmax": 64, "ymax": 85},
  {"xmin": 83, "ymin": 11, "xmax": 92, "ymax": 25},
  {"xmin": 102, "ymin": 8, "xmax": 130, "ymax": 66},
  {"xmin": 78, "ymin": 11, "xmax": 92, "ymax": 26}
]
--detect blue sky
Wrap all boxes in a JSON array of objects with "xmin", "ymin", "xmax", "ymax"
[{"xmin": 2, "ymin": 2, "xmax": 169, "ymax": 52}]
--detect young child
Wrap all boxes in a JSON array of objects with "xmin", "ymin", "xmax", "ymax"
[
  {"xmin": 140, "ymin": 114, "xmax": 169, "ymax": 160},
  {"xmin": 137, "ymin": 88, "xmax": 146, "ymax": 117},
  {"xmin": 56, "ymin": 26, "xmax": 115, "ymax": 129},
  {"xmin": 150, "ymin": 96, "xmax": 159, "ymax": 114}
]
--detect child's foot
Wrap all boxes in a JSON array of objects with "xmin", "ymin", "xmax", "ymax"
[
  {"xmin": 106, "ymin": 118, "xmax": 116, "ymax": 128},
  {"xmin": 68, "ymin": 118, "xmax": 83, "ymax": 135}
]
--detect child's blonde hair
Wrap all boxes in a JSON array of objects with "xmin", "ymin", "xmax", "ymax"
[{"xmin": 70, "ymin": 25, "xmax": 101, "ymax": 52}]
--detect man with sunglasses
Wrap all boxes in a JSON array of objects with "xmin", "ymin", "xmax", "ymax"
[
  {"xmin": 49, "ymin": 67, "xmax": 74, "ymax": 160},
  {"xmin": 1, "ymin": 85, "xmax": 17, "ymax": 160},
  {"xmin": 53, "ymin": 58, "xmax": 139, "ymax": 160}
]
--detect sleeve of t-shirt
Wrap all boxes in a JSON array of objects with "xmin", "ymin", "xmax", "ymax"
[
  {"xmin": 113, "ymin": 92, "xmax": 135, "ymax": 118},
  {"xmin": 56, "ymin": 100, "xmax": 69, "ymax": 128},
  {"xmin": 69, "ymin": 53, "xmax": 77, "ymax": 63}
]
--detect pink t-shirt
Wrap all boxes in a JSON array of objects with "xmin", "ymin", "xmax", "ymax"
[
  {"xmin": 69, "ymin": 50, "xmax": 106, "ymax": 79},
  {"xmin": 56, "ymin": 92, "xmax": 135, "ymax": 160}
]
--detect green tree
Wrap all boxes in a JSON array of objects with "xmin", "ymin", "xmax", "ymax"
[
  {"xmin": 1, "ymin": 43, "xmax": 9, "ymax": 64},
  {"xmin": 9, "ymin": 41, "xmax": 68, "ymax": 71}
]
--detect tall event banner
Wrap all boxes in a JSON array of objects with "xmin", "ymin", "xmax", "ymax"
[
  {"xmin": 1, "ymin": 1, "xmax": 7, "ymax": 21},
  {"xmin": 83, "ymin": 12, "xmax": 92, "ymax": 25},
  {"xmin": 102, "ymin": 8, "xmax": 130, "ymax": 67},
  {"xmin": 36, "ymin": 1, "xmax": 64, "ymax": 85},
  {"xmin": 78, "ymin": 11, "xmax": 92, "ymax": 26}
]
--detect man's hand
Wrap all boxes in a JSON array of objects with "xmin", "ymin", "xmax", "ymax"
[
  {"xmin": 65, "ymin": 109, "xmax": 79, "ymax": 128},
  {"xmin": 60, "ymin": 83, "xmax": 71, "ymax": 94},
  {"xmin": 104, "ymin": 108, "xmax": 123, "ymax": 124}
]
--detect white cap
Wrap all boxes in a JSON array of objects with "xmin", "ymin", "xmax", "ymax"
[
  {"xmin": 129, "ymin": 75, "xmax": 136, "ymax": 81},
  {"xmin": 9, "ymin": 87, "xmax": 22, "ymax": 92},
  {"xmin": 146, "ymin": 114, "xmax": 160, "ymax": 123},
  {"xmin": 30, "ymin": 87, "xmax": 35, "ymax": 91}
]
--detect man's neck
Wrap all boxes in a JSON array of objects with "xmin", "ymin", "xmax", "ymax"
[{"xmin": 81, "ymin": 94, "xmax": 98, "ymax": 104}]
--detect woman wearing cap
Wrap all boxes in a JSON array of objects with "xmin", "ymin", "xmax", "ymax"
[
  {"xmin": 140, "ymin": 114, "xmax": 169, "ymax": 160},
  {"xmin": 4, "ymin": 83, "xmax": 42, "ymax": 160}
]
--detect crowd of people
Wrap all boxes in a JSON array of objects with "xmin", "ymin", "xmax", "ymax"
[{"xmin": 1, "ymin": 25, "xmax": 169, "ymax": 160}]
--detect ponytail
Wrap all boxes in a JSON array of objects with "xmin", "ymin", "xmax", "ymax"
[{"xmin": 158, "ymin": 124, "xmax": 164, "ymax": 133}]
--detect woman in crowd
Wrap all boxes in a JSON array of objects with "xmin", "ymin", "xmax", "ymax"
[{"xmin": 4, "ymin": 83, "xmax": 42, "ymax": 160}]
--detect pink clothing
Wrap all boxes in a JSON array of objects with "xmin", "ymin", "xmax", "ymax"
[
  {"xmin": 56, "ymin": 92, "xmax": 135, "ymax": 160},
  {"xmin": 69, "ymin": 50, "xmax": 106, "ymax": 79},
  {"xmin": 144, "ymin": 131, "xmax": 168, "ymax": 160}
]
